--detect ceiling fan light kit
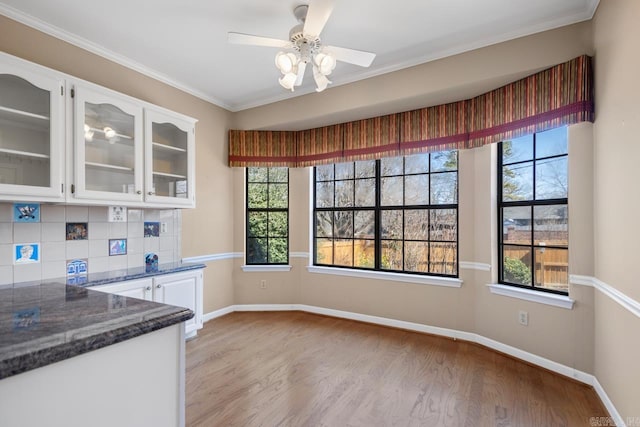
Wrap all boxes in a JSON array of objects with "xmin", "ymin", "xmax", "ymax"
[{"xmin": 228, "ymin": 0, "xmax": 376, "ymax": 94}]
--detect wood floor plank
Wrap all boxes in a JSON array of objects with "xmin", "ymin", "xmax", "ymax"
[{"xmin": 186, "ymin": 312, "xmax": 608, "ymax": 426}]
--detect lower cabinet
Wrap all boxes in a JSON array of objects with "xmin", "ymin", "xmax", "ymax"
[{"xmin": 92, "ymin": 269, "xmax": 203, "ymax": 337}]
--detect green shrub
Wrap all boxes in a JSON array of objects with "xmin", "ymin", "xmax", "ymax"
[{"xmin": 504, "ymin": 257, "xmax": 531, "ymax": 285}]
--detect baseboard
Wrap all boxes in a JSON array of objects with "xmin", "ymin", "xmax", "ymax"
[
  {"xmin": 202, "ymin": 303, "xmax": 622, "ymax": 423},
  {"xmin": 592, "ymin": 377, "xmax": 626, "ymax": 427},
  {"xmin": 202, "ymin": 306, "xmax": 235, "ymax": 322}
]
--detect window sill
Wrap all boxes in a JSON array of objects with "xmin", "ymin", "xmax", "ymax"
[
  {"xmin": 241, "ymin": 265, "xmax": 292, "ymax": 272},
  {"xmin": 487, "ymin": 284, "xmax": 574, "ymax": 309},
  {"xmin": 307, "ymin": 266, "xmax": 462, "ymax": 288}
]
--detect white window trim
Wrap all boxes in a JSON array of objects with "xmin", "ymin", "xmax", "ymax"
[
  {"xmin": 487, "ymin": 283, "xmax": 574, "ymax": 309},
  {"xmin": 241, "ymin": 265, "xmax": 292, "ymax": 272},
  {"xmin": 308, "ymin": 265, "xmax": 462, "ymax": 288}
]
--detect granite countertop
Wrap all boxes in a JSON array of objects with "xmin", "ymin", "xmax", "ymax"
[
  {"xmin": 68, "ymin": 261, "xmax": 205, "ymax": 287},
  {"xmin": 0, "ymin": 263, "xmax": 204, "ymax": 380}
]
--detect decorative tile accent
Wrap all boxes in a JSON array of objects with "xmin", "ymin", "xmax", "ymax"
[
  {"xmin": 14, "ymin": 243, "xmax": 40, "ymax": 264},
  {"xmin": 144, "ymin": 222, "xmax": 160, "ymax": 237},
  {"xmin": 145, "ymin": 253, "xmax": 158, "ymax": 272},
  {"xmin": 66, "ymin": 222, "xmax": 88, "ymax": 240},
  {"xmin": 13, "ymin": 203, "xmax": 40, "ymax": 223},
  {"xmin": 109, "ymin": 239, "xmax": 127, "ymax": 256},
  {"xmin": 108, "ymin": 206, "xmax": 127, "ymax": 222},
  {"xmin": 66, "ymin": 259, "xmax": 88, "ymax": 276}
]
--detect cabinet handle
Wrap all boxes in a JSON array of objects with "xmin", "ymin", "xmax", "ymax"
[
  {"xmin": 146, "ymin": 286, "xmax": 151, "ymax": 291},
  {"xmin": 148, "ymin": 191, "xmax": 155, "ymax": 195},
  {"xmin": 156, "ymin": 284, "xmax": 162, "ymax": 289},
  {"xmin": 137, "ymin": 190, "xmax": 142, "ymax": 195}
]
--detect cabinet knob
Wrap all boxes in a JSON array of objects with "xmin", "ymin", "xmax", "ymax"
[
  {"xmin": 156, "ymin": 284, "xmax": 162, "ymax": 289},
  {"xmin": 137, "ymin": 190, "xmax": 142, "ymax": 195},
  {"xmin": 148, "ymin": 191, "xmax": 155, "ymax": 195},
  {"xmin": 146, "ymin": 286, "xmax": 151, "ymax": 291}
]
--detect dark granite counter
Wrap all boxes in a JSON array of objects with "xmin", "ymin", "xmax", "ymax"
[
  {"xmin": 0, "ymin": 263, "xmax": 204, "ymax": 380},
  {"xmin": 68, "ymin": 261, "xmax": 206, "ymax": 287}
]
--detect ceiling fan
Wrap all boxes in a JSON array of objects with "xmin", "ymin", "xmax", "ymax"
[{"xmin": 228, "ymin": 0, "xmax": 376, "ymax": 93}]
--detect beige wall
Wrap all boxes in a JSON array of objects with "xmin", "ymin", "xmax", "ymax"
[
  {"xmin": 3, "ymin": 1, "xmax": 639, "ymax": 420},
  {"xmin": 0, "ymin": 15, "xmax": 236, "ymax": 312},
  {"xmin": 231, "ymin": 19, "xmax": 597, "ymax": 374},
  {"xmin": 592, "ymin": 0, "xmax": 640, "ymax": 421}
]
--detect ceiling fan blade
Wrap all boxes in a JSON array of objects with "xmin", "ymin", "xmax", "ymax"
[
  {"xmin": 228, "ymin": 32, "xmax": 291, "ymax": 48},
  {"xmin": 303, "ymin": 0, "xmax": 335, "ymax": 37},
  {"xmin": 295, "ymin": 62, "xmax": 307, "ymax": 86},
  {"xmin": 324, "ymin": 45, "xmax": 376, "ymax": 67}
]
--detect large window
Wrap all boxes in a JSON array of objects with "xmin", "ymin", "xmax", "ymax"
[
  {"xmin": 314, "ymin": 151, "xmax": 458, "ymax": 277},
  {"xmin": 498, "ymin": 127, "xmax": 568, "ymax": 294},
  {"xmin": 246, "ymin": 167, "xmax": 289, "ymax": 264}
]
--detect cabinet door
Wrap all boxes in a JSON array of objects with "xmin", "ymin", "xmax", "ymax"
[
  {"xmin": 0, "ymin": 56, "xmax": 65, "ymax": 201},
  {"xmin": 153, "ymin": 270, "xmax": 203, "ymax": 336},
  {"xmin": 73, "ymin": 84, "xmax": 144, "ymax": 203},
  {"xmin": 144, "ymin": 108, "xmax": 195, "ymax": 207},
  {"xmin": 90, "ymin": 278, "xmax": 153, "ymax": 301}
]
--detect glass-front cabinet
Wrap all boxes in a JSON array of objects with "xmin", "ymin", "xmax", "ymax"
[
  {"xmin": 144, "ymin": 108, "xmax": 195, "ymax": 207},
  {"xmin": 0, "ymin": 59, "xmax": 64, "ymax": 201},
  {"xmin": 73, "ymin": 84, "xmax": 144, "ymax": 203}
]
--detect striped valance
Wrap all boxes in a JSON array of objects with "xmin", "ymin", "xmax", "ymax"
[{"xmin": 229, "ymin": 55, "xmax": 593, "ymax": 167}]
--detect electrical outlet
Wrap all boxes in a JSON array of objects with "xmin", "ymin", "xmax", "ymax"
[
  {"xmin": 518, "ymin": 310, "xmax": 529, "ymax": 326},
  {"xmin": 161, "ymin": 222, "xmax": 167, "ymax": 233},
  {"xmin": 260, "ymin": 280, "xmax": 267, "ymax": 289}
]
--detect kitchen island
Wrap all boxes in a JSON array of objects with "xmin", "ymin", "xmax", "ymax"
[{"xmin": 0, "ymin": 276, "xmax": 195, "ymax": 427}]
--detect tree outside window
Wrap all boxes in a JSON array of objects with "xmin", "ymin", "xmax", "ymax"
[{"xmin": 246, "ymin": 167, "xmax": 289, "ymax": 264}]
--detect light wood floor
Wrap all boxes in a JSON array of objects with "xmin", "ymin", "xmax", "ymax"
[{"xmin": 186, "ymin": 311, "xmax": 607, "ymax": 426}]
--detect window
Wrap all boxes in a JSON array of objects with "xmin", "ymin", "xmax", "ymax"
[
  {"xmin": 246, "ymin": 167, "xmax": 289, "ymax": 264},
  {"xmin": 498, "ymin": 127, "xmax": 568, "ymax": 294},
  {"xmin": 314, "ymin": 151, "xmax": 458, "ymax": 277}
]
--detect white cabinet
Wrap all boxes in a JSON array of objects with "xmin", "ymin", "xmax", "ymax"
[
  {"xmin": 0, "ymin": 51, "xmax": 197, "ymax": 208},
  {"xmin": 144, "ymin": 108, "xmax": 195, "ymax": 207},
  {"xmin": 71, "ymin": 84, "xmax": 144, "ymax": 204},
  {"xmin": 0, "ymin": 54, "xmax": 65, "ymax": 202},
  {"xmin": 154, "ymin": 270, "xmax": 203, "ymax": 336},
  {"xmin": 91, "ymin": 269, "xmax": 203, "ymax": 337}
]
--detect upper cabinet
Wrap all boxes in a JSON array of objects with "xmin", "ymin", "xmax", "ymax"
[
  {"xmin": 144, "ymin": 108, "xmax": 195, "ymax": 207},
  {"xmin": 72, "ymin": 84, "xmax": 145, "ymax": 204},
  {"xmin": 0, "ymin": 59, "xmax": 65, "ymax": 202},
  {"xmin": 0, "ymin": 52, "xmax": 197, "ymax": 208}
]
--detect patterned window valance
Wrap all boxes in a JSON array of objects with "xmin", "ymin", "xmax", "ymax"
[{"xmin": 228, "ymin": 55, "xmax": 593, "ymax": 167}]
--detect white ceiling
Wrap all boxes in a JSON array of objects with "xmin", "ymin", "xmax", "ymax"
[{"xmin": 0, "ymin": 0, "xmax": 598, "ymax": 112}]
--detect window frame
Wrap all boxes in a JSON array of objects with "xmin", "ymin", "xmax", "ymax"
[
  {"xmin": 497, "ymin": 129, "xmax": 569, "ymax": 296},
  {"xmin": 245, "ymin": 167, "xmax": 290, "ymax": 265},
  {"xmin": 313, "ymin": 152, "xmax": 459, "ymax": 278}
]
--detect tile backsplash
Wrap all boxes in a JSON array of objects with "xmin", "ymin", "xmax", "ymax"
[{"xmin": 0, "ymin": 204, "xmax": 182, "ymax": 285}]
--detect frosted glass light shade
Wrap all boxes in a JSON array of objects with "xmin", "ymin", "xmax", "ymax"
[
  {"xmin": 279, "ymin": 72, "xmax": 297, "ymax": 91},
  {"xmin": 314, "ymin": 53, "xmax": 336, "ymax": 76},
  {"xmin": 275, "ymin": 52, "xmax": 299, "ymax": 74}
]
